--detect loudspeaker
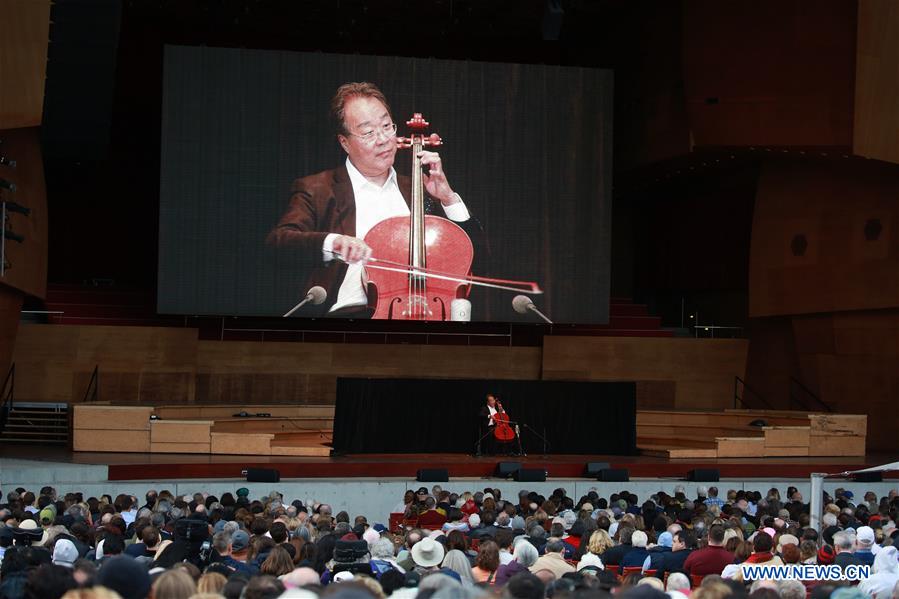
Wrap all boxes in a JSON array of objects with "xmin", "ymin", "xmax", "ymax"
[
  {"xmin": 246, "ymin": 467, "xmax": 280, "ymax": 483},
  {"xmin": 686, "ymin": 468, "xmax": 720, "ymax": 482},
  {"xmin": 514, "ymin": 468, "xmax": 546, "ymax": 482},
  {"xmin": 853, "ymin": 472, "xmax": 882, "ymax": 483},
  {"xmin": 416, "ymin": 468, "xmax": 449, "ymax": 482},
  {"xmin": 584, "ymin": 462, "xmax": 611, "ymax": 477},
  {"xmin": 495, "ymin": 462, "xmax": 522, "ymax": 478},
  {"xmin": 597, "ymin": 468, "xmax": 629, "ymax": 482}
]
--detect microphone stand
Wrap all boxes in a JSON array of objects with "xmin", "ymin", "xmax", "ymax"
[
  {"xmin": 283, "ymin": 294, "xmax": 316, "ymax": 318},
  {"xmin": 522, "ymin": 423, "xmax": 550, "ymax": 458},
  {"xmin": 474, "ymin": 428, "xmax": 494, "ymax": 457}
]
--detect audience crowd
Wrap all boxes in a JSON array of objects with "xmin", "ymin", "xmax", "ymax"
[{"xmin": 1, "ymin": 484, "xmax": 898, "ymax": 599}]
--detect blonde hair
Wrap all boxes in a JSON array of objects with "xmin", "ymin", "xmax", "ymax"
[
  {"xmin": 62, "ymin": 588, "xmax": 123, "ymax": 599},
  {"xmin": 152, "ymin": 569, "xmax": 197, "ymax": 599},
  {"xmin": 587, "ymin": 529, "xmax": 614, "ymax": 555},
  {"xmin": 196, "ymin": 572, "xmax": 227, "ymax": 595}
]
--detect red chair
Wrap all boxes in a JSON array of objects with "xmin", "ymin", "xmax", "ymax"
[
  {"xmin": 690, "ymin": 573, "xmax": 706, "ymax": 588},
  {"xmin": 621, "ymin": 566, "xmax": 644, "ymax": 577},
  {"xmin": 643, "ymin": 569, "xmax": 658, "ymax": 578},
  {"xmin": 388, "ymin": 513, "xmax": 405, "ymax": 533}
]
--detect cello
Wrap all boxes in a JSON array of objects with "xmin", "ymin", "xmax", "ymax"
[
  {"xmin": 492, "ymin": 400, "xmax": 515, "ymax": 443},
  {"xmin": 363, "ymin": 113, "xmax": 473, "ymax": 320}
]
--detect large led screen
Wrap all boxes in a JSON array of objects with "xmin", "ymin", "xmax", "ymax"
[{"xmin": 158, "ymin": 45, "xmax": 612, "ymax": 323}]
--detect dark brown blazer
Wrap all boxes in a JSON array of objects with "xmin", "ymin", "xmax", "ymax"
[{"xmin": 266, "ymin": 164, "xmax": 482, "ymax": 316}]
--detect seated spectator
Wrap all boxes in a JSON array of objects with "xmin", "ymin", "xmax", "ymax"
[
  {"xmin": 529, "ymin": 539, "xmax": 574, "ymax": 579},
  {"xmin": 471, "ymin": 539, "xmax": 501, "ymax": 584},
  {"xmin": 854, "ymin": 525, "xmax": 877, "ymax": 566},
  {"xmin": 858, "ymin": 545, "xmax": 899, "ymax": 599},
  {"xmin": 683, "ymin": 524, "xmax": 733, "ymax": 577},
  {"xmin": 496, "ymin": 538, "xmax": 539, "ymax": 586}
]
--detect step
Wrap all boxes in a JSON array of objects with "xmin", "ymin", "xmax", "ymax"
[
  {"xmin": 269, "ymin": 443, "xmax": 332, "ymax": 457},
  {"xmin": 0, "ymin": 437, "xmax": 68, "ymax": 444},
  {"xmin": 637, "ymin": 411, "xmax": 809, "ymax": 428},
  {"xmin": 716, "ymin": 436, "xmax": 766, "ymax": 457},
  {"xmin": 637, "ymin": 423, "xmax": 765, "ymax": 438},
  {"xmin": 211, "ymin": 418, "xmax": 334, "ymax": 434},
  {"xmin": 636, "ymin": 436, "xmax": 718, "ymax": 449},
  {"xmin": 637, "ymin": 444, "xmax": 718, "ymax": 459}
]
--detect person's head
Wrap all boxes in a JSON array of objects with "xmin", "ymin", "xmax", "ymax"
[
  {"xmin": 707, "ymin": 524, "xmax": 725, "ymax": 546},
  {"xmin": 475, "ymin": 540, "xmax": 500, "ymax": 572},
  {"xmin": 505, "ymin": 572, "xmax": 545, "ymax": 599},
  {"xmin": 486, "ymin": 394, "xmax": 496, "ymax": 407},
  {"xmin": 631, "ymin": 530, "xmax": 648, "ymax": 548},
  {"xmin": 240, "ymin": 574, "xmax": 285, "ymax": 599},
  {"xmin": 588, "ymin": 529, "xmax": 614, "ymax": 555},
  {"xmin": 512, "ymin": 538, "xmax": 539, "ymax": 568},
  {"xmin": 332, "ymin": 82, "xmax": 397, "ymax": 181},
  {"xmin": 152, "ymin": 568, "xmax": 197, "ymax": 599},
  {"xmin": 834, "ymin": 531, "xmax": 854, "ymax": 552},
  {"xmin": 545, "ymin": 539, "xmax": 566, "ymax": 555},
  {"xmin": 25, "ymin": 564, "xmax": 78, "ymax": 599},
  {"xmin": 753, "ymin": 532, "xmax": 774, "ymax": 553},
  {"xmin": 260, "ymin": 545, "xmax": 295, "ymax": 577}
]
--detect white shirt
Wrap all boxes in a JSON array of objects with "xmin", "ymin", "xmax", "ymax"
[
  {"xmin": 323, "ymin": 157, "xmax": 471, "ymax": 312},
  {"xmin": 486, "ymin": 405, "xmax": 498, "ymax": 427}
]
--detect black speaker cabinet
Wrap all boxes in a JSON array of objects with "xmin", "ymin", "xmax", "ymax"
[
  {"xmin": 853, "ymin": 472, "xmax": 882, "ymax": 483},
  {"xmin": 514, "ymin": 468, "xmax": 547, "ymax": 482},
  {"xmin": 584, "ymin": 462, "xmax": 611, "ymax": 477},
  {"xmin": 416, "ymin": 468, "xmax": 449, "ymax": 482},
  {"xmin": 597, "ymin": 468, "xmax": 629, "ymax": 482},
  {"xmin": 495, "ymin": 462, "xmax": 522, "ymax": 478},
  {"xmin": 686, "ymin": 468, "xmax": 720, "ymax": 482},
  {"xmin": 246, "ymin": 467, "xmax": 280, "ymax": 483}
]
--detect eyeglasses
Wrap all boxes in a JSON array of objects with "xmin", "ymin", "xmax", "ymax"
[{"xmin": 348, "ymin": 122, "xmax": 397, "ymax": 145}]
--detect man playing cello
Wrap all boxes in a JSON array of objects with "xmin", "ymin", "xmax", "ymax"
[
  {"xmin": 266, "ymin": 82, "xmax": 481, "ymax": 318},
  {"xmin": 479, "ymin": 393, "xmax": 515, "ymax": 455}
]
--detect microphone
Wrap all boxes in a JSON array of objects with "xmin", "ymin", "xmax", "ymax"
[
  {"xmin": 282, "ymin": 286, "xmax": 327, "ymax": 317},
  {"xmin": 512, "ymin": 295, "xmax": 553, "ymax": 324}
]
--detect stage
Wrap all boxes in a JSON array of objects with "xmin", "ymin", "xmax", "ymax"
[{"xmin": 3, "ymin": 445, "xmax": 896, "ymax": 481}]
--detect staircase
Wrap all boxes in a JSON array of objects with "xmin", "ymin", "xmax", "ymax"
[{"xmin": 0, "ymin": 403, "xmax": 70, "ymax": 445}]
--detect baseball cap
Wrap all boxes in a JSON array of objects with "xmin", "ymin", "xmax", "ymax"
[
  {"xmin": 231, "ymin": 529, "xmax": 250, "ymax": 551},
  {"xmin": 52, "ymin": 539, "xmax": 79, "ymax": 568},
  {"xmin": 856, "ymin": 526, "xmax": 875, "ymax": 546}
]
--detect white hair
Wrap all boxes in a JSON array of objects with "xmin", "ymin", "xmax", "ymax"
[
  {"xmin": 822, "ymin": 513, "xmax": 837, "ymax": 527},
  {"xmin": 513, "ymin": 539, "xmax": 539, "ymax": 567},
  {"xmin": 777, "ymin": 579, "xmax": 807, "ymax": 599},
  {"xmin": 370, "ymin": 537, "xmax": 396, "ymax": 560},
  {"xmin": 666, "ymin": 572, "xmax": 690, "ymax": 592}
]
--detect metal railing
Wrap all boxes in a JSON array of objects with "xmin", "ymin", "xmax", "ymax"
[
  {"xmin": 734, "ymin": 375, "xmax": 774, "ymax": 410},
  {"xmin": 789, "ymin": 376, "xmax": 832, "ymax": 412},
  {"xmin": 82, "ymin": 365, "xmax": 99, "ymax": 403},
  {"xmin": 0, "ymin": 363, "xmax": 13, "ymax": 431}
]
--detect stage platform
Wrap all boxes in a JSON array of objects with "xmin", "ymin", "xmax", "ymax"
[{"xmin": 3, "ymin": 445, "xmax": 897, "ymax": 481}]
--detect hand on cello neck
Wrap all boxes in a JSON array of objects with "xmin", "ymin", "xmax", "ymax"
[{"xmin": 332, "ymin": 235, "xmax": 372, "ymax": 264}]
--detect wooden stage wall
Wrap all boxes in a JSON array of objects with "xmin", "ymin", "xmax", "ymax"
[{"xmin": 12, "ymin": 324, "xmax": 748, "ymax": 411}]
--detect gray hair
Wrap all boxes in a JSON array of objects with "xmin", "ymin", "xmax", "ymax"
[
  {"xmin": 334, "ymin": 522, "xmax": 351, "ymax": 536},
  {"xmin": 822, "ymin": 513, "xmax": 838, "ymax": 527},
  {"xmin": 223, "ymin": 521, "xmax": 240, "ymax": 535},
  {"xmin": 777, "ymin": 580, "xmax": 807, "ymax": 599},
  {"xmin": 545, "ymin": 540, "xmax": 566, "ymax": 554},
  {"xmin": 212, "ymin": 531, "xmax": 231, "ymax": 553},
  {"xmin": 512, "ymin": 539, "xmax": 539, "ymax": 567},
  {"xmin": 834, "ymin": 531, "xmax": 854, "ymax": 550},
  {"xmin": 666, "ymin": 572, "xmax": 690, "ymax": 592},
  {"xmin": 370, "ymin": 537, "xmax": 396, "ymax": 559},
  {"xmin": 529, "ymin": 525, "xmax": 545, "ymax": 539}
]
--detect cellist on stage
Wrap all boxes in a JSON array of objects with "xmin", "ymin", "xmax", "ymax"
[
  {"xmin": 479, "ymin": 393, "xmax": 514, "ymax": 456},
  {"xmin": 266, "ymin": 82, "xmax": 483, "ymax": 318}
]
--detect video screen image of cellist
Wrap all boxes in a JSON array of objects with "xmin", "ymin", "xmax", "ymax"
[{"xmin": 157, "ymin": 47, "xmax": 613, "ymax": 323}]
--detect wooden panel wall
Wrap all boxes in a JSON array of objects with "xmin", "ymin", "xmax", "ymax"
[
  {"xmin": 11, "ymin": 324, "xmax": 198, "ymax": 404},
  {"xmin": 196, "ymin": 341, "xmax": 544, "ymax": 404},
  {"xmin": 854, "ymin": 0, "xmax": 899, "ymax": 165},
  {"xmin": 0, "ymin": 286, "xmax": 23, "ymax": 385},
  {"xmin": 0, "ymin": 127, "xmax": 49, "ymax": 299},
  {"xmin": 749, "ymin": 158, "xmax": 899, "ymax": 318},
  {"xmin": 683, "ymin": 0, "xmax": 856, "ymax": 147},
  {"xmin": 542, "ymin": 336, "xmax": 749, "ymax": 410},
  {"xmin": 791, "ymin": 311, "xmax": 897, "ymax": 451},
  {"xmin": 0, "ymin": 0, "xmax": 51, "ymax": 128}
]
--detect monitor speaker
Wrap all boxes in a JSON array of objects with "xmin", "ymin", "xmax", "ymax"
[
  {"xmin": 597, "ymin": 468, "xmax": 629, "ymax": 482},
  {"xmin": 686, "ymin": 468, "xmax": 720, "ymax": 482},
  {"xmin": 584, "ymin": 462, "xmax": 611, "ymax": 477},
  {"xmin": 495, "ymin": 462, "xmax": 521, "ymax": 478},
  {"xmin": 416, "ymin": 468, "xmax": 449, "ymax": 482},
  {"xmin": 246, "ymin": 467, "xmax": 280, "ymax": 483},
  {"xmin": 514, "ymin": 468, "xmax": 546, "ymax": 482}
]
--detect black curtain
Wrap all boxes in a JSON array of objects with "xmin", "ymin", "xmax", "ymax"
[{"xmin": 332, "ymin": 378, "xmax": 636, "ymax": 455}]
